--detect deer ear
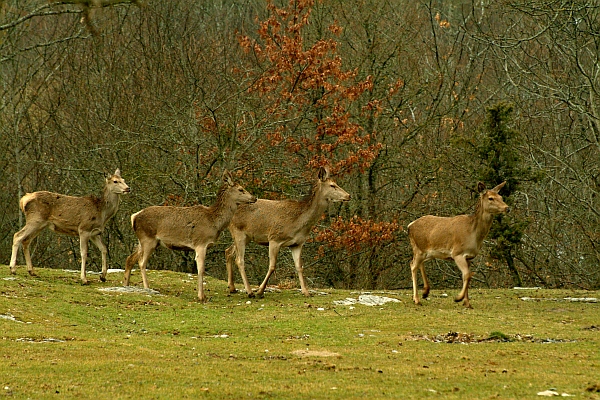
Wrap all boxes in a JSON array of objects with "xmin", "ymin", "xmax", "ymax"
[
  {"xmin": 318, "ymin": 166, "xmax": 330, "ymax": 181},
  {"xmin": 477, "ymin": 182, "xmax": 486, "ymax": 193},
  {"xmin": 114, "ymin": 169, "xmax": 121, "ymax": 177},
  {"xmin": 492, "ymin": 181, "xmax": 506, "ymax": 193},
  {"xmin": 223, "ymin": 170, "xmax": 234, "ymax": 186}
]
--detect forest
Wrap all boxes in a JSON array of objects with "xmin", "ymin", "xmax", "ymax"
[{"xmin": 1, "ymin": 0, "xmax": 599, "ymax": 292}]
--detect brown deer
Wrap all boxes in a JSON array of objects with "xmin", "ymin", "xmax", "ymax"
[
  {"xmin": 407, "ymin": 182, "xmax": 509, "ymax": 308},
  {"xmin": 124, "ymin": 170, "xmax": 256, "ymax": 302},
  {"xmin": 9, "ymin": 169, "xmax": 130, "ymax": 284},
  {"xmin": 225, "ymin": 166, "xmax": 351, "ymax": 298}
]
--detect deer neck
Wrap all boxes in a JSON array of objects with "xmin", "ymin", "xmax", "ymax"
[
  {"xmin": 471, "ymin": 198, "xmax": 495, "ymax": 243},
  {"xmin": 208, "ymin": 188, "xmax": 238, "ymax": 233},
  {"xmin": 298, "ymin": 182, "xmax": 330, "ymax": 227},
  {"xmin": 100, "ymin": 186, "xmax": 121, "ymax": 224}
]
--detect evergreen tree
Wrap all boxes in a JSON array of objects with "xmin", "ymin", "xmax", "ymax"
[{"xmin": 477, "ymin": 103, "xmax": 533, "ymax": 287}]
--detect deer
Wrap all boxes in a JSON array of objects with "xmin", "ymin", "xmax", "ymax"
[
  {"xmin": 123, "ymin": 170, "xmax": 256, "ymax": 302},
  {"xmin": 225, "ymin": 166, "xmax": 351, "ymax": 299},
  {"xmin": 407, "ymin": 181, "xmax": 509, "ymax": 308},
  {"xmin": 9, "ymin": 169, "xmax": 130, "ymax": 284}
]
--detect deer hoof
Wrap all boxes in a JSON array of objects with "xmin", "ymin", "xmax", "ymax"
[
  {"xmin": 100, "ymin": 276, "xmax": 106, "ymax": 282},
  {"xmin": 255, "ymin": 292, "xmax": 265, "ymax": 299},
  {"xmin": 28, "ymin": 271, "xmax": 37, "ymax": 277},
  {"xmin": 81, "ymin": 280, "xmax": 89, "ymax": 285}
]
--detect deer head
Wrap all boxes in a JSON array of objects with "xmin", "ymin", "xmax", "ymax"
[
  {"xmin": 106, "ymin": 169, "xmax": 130, "ymax": 194},
  {"xmin": 477, "ymin": 181, "xmax": 509, "ymax": 215},
  {"xmin": 318, "ymin": 166, "xmax": 351, "ymax": 203},
  {"xmin": 223, "ymin": 170, "xmax": 257, "ymax": 205}
]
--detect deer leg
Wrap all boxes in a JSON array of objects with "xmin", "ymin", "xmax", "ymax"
[
  {"xmin": 79, "ymin": 233, "xmax": 91, "ymax": 285},
  {"xmin": 233, "ymin": 239, "xmax": 254, "ymax": 298},
  {"xmin": 90, "ymin": 235, "xmax": 108, "ymax": 282},
  {"xmin": 410, "ymin": 253, "xmax": 425, "ymax": 305},
  {"xmin": 10, "ymin": 224, "xmax": 41, "ymax": 275},
  {"xmin": 290, "ymin": 244, "xmax": 310, "ymax": 297},
  {"xmin": 9, "ymin": 229, "xmax": 24, "ymax": 274},
  {"xmin": 137, "ymin": 246, "xmax": 154, "ymax": 289},
  {"xmin": 22, "ymin": 239, "xmax": 37, "ymax": 276},
  {"xmin": 123, "ymin": 248, "xmax": 138, "ymax": 286},
  {"xmin": 134, "ymin": 238, "xmax": 157, "ymax": 289},
  {"xmin": 453, "ymin": 255, "xmax": 474, "ymax": 308},
  {"xmin": 195, "ymin": 245, "xmax": 208, "ymax": 303},
  {"xmin": 225, "ymin": 245, "xmax": 238, "ymax": 294},
  {"xmin": 256, "ymin": 242, "xmax": 280, "ymax": 298},
  {"xmin": 420, "ymin": 259, "xmax": 431, "ymax": 299}
]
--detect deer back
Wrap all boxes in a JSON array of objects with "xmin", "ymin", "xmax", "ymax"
[
  {"xmin": 19, "ymin": 169, "xmax": 129, "ymax": 237},
  {"xmin": 408, "ymin": 182, "xmax": 508, "ymax": 259},
  {"xmin": 132, "ymin": 205, "xmax": 213, "ymax": 250},
  {"xmin": 230, "ymin": 166, "xmax": 350, "ymax": 245},
  {"xmin": 132, "ymin": 171, "xmax": 256, "ymax": 248}
]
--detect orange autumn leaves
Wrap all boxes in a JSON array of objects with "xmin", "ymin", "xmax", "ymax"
[
  {"xmin": 238, "ymin": 0, "xmax": 391, "ymax": 258},
  {"xmin": 238, "ymin": 0, "xmax": 381, "ymax": 175},
  {"xmin": 315, "ymin": 216, "xmax": 399, "ymax": 256}
]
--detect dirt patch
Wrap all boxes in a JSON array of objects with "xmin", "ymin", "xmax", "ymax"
[
  {"xmin": 586, "ymin": 383, "xmax": 600, "ymax": 393},
  {"xmin": 404, "ymin": 331, "xmax": 575, "ymax": 344},
  {"xmin": 582, "ymin": 325, "xmax": 600, "ymax": 331},
  {"xmin": 291, "ymin": 349, "xmax": 341, "ymax": 358}
]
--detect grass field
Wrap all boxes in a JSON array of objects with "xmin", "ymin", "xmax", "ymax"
[{"xmin": 1, "ymin": 267, "xmax": 599, "ymax": 399}]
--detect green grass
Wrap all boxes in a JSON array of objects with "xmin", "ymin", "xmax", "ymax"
[{"xmin": 1, "ymin": 267, "xmax": 599, "ymax": 399}]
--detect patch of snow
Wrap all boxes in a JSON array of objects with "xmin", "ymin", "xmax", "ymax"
[
  {"xmin": 63, "ymin": 269, "xmax": 127, "ymax": 274},
  {"xmin": 563, "ymin": 297, "xmax": 597, "ymax": 302},
  {"xmin": 1, "ymin": 313, "xmax": 23, "ymax": 323},
  {"xmin": 98, "ymin": 287, "xmax": 160, "ymax": 295},
  {"xmin": 16, "ymin": 337, "xmax": 65, "ymax": 343},
  {"xmin": 520, "ymin": 297, "xmax": 597, "ymax": 303},
  {"xmin": 537, "ymin": 390, "xmax": 574, "ymax": 397},
  {"xmin": 333, "ymin": 295, "xmax": 401, "ymax": 306}
]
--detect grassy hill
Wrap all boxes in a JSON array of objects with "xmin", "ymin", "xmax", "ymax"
[{"xmin": 1, "ymin": 267, "xmax": 599, "ymax": 399}]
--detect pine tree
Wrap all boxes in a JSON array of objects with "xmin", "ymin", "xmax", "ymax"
[{"xmin": 477, "ymin": 102, "xmax": 533, "ymax": 287}]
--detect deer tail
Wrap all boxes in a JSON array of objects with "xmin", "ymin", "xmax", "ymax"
[{"xmin": 19, "ymin": 193, "xmax": 36, "ymax": 213}]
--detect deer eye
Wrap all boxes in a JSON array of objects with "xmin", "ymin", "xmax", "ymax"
[{"xmin": 114, "ymin": 180, "xmax": 119, "ymax": 184}]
